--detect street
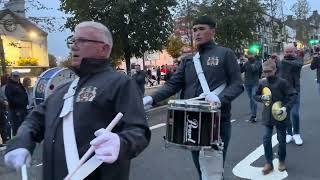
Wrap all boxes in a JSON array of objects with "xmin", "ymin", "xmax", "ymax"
[{"xmin": 1, "ymin": 65, "xmax": 320, "ymax": 180}]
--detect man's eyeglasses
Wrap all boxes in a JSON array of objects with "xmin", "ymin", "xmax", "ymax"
[{"xmin": 67, "ymin": 36, "xmax": 105, "ymax": 48}]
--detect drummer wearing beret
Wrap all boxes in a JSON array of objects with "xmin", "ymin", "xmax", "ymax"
[
  {"xmin": 255, "ymin": 60, "xmax": 297, "ymax": 175},
  {"xmin": 143, "ymin": 15, "xmax": 243, "ymax": 179}
]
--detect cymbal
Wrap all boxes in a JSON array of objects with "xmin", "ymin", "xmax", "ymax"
[{"xmin": 272, "ymin": 101, "xmax": 287, "ymax": 121}]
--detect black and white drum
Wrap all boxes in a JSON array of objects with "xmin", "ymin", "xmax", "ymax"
[
  {"xmin": 165, "ymin": 99, "xmax": 221, "ymax": 150},
  {"xmin": 33, "ymin": 67, "xmax": 77, "ymax": 106}
]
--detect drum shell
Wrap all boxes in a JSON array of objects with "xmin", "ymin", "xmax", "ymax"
[{"xmin": 166, "ymin": 101, "xmax": 221, "ymax": 150}]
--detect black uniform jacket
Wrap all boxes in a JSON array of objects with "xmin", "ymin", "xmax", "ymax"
[
  {"xmin": 6, "ymin": 59, "xmax": 151, "ymax": 180},
  {"xmin": 310, "ymin": 55, "xmax": 320, "ymax": 83},
  {"xmin": 151, "ymin": 41, "xmax": 244, "ymax": 121},
  {"xmin": 240, "ymin": 60, "xmax": 261, "ymax": 86},
  {"xmin": 255, "ymin": 76, "xmax": 297, "ymax": 126},
  {"xmin": 279, "ymin": 56, "xmax": 303, "ymax": 92}
]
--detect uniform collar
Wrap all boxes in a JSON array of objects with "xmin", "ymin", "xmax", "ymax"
[
  {"xmin": 70, "ymin": 58, "xmax": 111, "ymax": 77},
  {"xmin": 198, "ymin": 40, "xmax": 216, "ymax": 54},
  {"xmin": 266, "ymin": 76, "xmax": 277, "ymax": 83}
]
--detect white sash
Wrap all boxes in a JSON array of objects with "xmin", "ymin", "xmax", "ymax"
[
  {"xmin": 61, "ymin": 78, "xmax": 80, "ymax": 175},
  {"xmin": 192, "ymin": 52, "xmax": 226, "ymax": 95},
  {"xmin": 61, "ymin": 78, "xmax": 108, "ymax": 180}
]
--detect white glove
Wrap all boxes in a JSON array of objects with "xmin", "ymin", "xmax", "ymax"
[
  {"xmin": 277, "ymin": 107, "xmax": 287, "ymax": 115},
  {"xmin": 4, "ymin": 148, "xmax": 31, "ymax": 170},
  {"xmin": 261, "ymin": 95, "xmax": 271, "ymax": 101},
  {"xmin": 205, "ymin": 91, "xmax": 221, "ymax": 108},
  {"xmin": 90, "ymin": 129, "xmax": 120, "ymax": 164},
  {"xmin": 143, "ymin": 96, "xmax": 153, "ymax": 106}
]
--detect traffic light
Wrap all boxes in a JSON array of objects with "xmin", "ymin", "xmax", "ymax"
[
  {"xmin": 309, "ymin": 39, "xmax": 320, "ymax": 45},
  {"xmin": 249, "ymin": 44, "xmax": 261, "ymax": 54}
]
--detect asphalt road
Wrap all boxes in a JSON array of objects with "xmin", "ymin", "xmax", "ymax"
[{"xmin": 1, "ymin": 65, "xmax": 319, "ymax": 180}]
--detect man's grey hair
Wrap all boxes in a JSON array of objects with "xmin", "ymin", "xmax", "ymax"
[{"xmin": 75, "ymin": 21, "xmax": 113, "ymax": 57}]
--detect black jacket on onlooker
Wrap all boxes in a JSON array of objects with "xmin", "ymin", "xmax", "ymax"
[
  {"xmin": 5, "ymin": 78, "xmax": 28, "ymax": 111},
  {"xmin": 310, "ymin": 55, "xmax": 320, "ymax": 83},
  {"xmin": 279, "ymin": 56, "xmax": 303, "ymax": 92},
  {"xmin": 240, "ymin": 60, "xmax": 261, "ymax": 86},
  {"xmin": 132, "ymin": 70, "xmax": 146, "ymax": 95}
]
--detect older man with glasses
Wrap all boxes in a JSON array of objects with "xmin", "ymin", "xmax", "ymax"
[
  {"xmin": 279, "ymin": 45, "xmax": 304, "ymax": 145},
  {"xmin": 4, "ymin": 21, "xmax": 150, "ymax": 180}
]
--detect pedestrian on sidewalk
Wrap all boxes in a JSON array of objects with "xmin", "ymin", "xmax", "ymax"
[
  {"xmin": 156, "ymin": 66, "xmax": 161, "ymax": 85},
  {"xmin": 5, "ymin": 71, "xmax": 28, "ymax": 136},
  {"xmin": 0, "ymin": 87, "xmax": 9, "ymax": 148},
  {"xmin": 255, "ymin": 60, "xmax": 297, "ymax": 175},
  {"xmin": 240, "ymin": 54, "xmax": 261, "ymax": 122},
  {"xmin": 279, "ymin": 45, "xmax": 304, "ymax": 145},
  {"xmin": 132, "ymin": 68, "xmax": 146, "ymax": 95},
  {"xmin": 310, "ymin": 45, "xmax": 320, "ymax": 95},
  {"xmin": 143, "ymin": 15, "xmax": 243, "ymax": 180}
]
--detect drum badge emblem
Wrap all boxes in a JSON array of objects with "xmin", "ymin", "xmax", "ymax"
[
  {"xmin": 76, "ymin": 86, "xmax": 97, "ymax": 102},
  {"xmin": 207, "ymin": 56, "xmax": 219, "ymax": 66},
  {"xmin": 186, "ymin": 116, "xmax": 198, "ymax": 144}
]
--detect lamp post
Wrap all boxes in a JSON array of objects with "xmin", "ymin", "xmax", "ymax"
[{"xmin": 0, "ymin": 36, "xmax": 7, "ymax": 75}]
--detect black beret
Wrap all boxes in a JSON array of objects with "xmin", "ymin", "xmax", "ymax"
[{"xmin": 193, "ymin": 15, "xmax": 216, "ymax": 28}]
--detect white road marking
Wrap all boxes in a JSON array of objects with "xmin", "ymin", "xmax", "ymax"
[
  {"xmin": 231, "ymin": 119, "xmax": 236, "ymax": 123},
  {"xmin": 150, "ymin": 123, "xmax": 166, "ymax": 130},
  {"xmin": 21, "ymin": 164, "xmax": 28, "ymax": 180},
  {"xmin": 232, "ymin": 134, "xmax": 288, "ymax": 179},
  {"xmin": 36, "ymin": 163, "xmax": 43, "ymax": 167}
]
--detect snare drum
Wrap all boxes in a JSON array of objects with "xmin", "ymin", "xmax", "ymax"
[
  {"xmin": 33, "ymin": 67, "xmax": 77, "ymax": 106},
  {"xmin": 165, "ymin": 99, "xmax": 221, "ymax": 150}
]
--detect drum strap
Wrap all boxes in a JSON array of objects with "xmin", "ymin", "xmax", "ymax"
[
  {"xmin": 193, "ymin": 52, "xmax": 210, "ymax": 94},
  {"xmin": 60, "ymin": 78, "xmax": 80, "ymax": 176},
  {"xmin": 193, "ymin": 52, "xmax": 226, "ymax": 95},
  {"xmin": 60, "ymin": 78, "xmax": 105, "ymax": 180}
]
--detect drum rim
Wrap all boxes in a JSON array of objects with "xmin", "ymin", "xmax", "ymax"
[
  {"xmin": 168, "ymin": 106, "xmax": 220, "ymax": 112},
  {"xmin": 164, "ymin": 140, "xmax": 220, "ymax": 151}
]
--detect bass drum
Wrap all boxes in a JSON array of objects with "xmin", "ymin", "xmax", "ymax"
[{"xmin": 33, "ymin": 67, "xmax": 77, "ymax": 106}]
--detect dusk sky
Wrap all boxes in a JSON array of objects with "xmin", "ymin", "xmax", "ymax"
[{"xmin": 28, "ymin": 0, "xmax": 320, "ymax": 60}]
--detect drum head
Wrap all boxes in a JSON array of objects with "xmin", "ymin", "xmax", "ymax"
[{"xmin": 33, "ymin": 68, "xmax": 77, "ymax": 105}]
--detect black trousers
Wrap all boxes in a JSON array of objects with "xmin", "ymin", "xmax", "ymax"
[
  {"xmin": 0, "ymin": 110, "xmax": 10, "ymax": 143},
  {"xmin": 8, "ymin": 109, "xmax": 27, "ymax": 136}
]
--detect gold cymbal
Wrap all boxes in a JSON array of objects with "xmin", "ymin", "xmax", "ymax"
[
  {"xmin": 272, "ymin": 101, "xmax": 287, "ymax": 121},
  {"xmin": 262, "ymin": 87, "xmax": 272, "ymax": 106},
  {"xmin": 262, "ymin": 87, "xmax": 271, "ymax": 96}
]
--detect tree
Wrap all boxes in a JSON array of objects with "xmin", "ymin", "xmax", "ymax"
[
  {"xmin": 290, "ymin": 0, "xmax": 311, "ymax": 44},
  {"xmin": 166, "ymin": 36, "xmax": 184, "ymax": 60},
  {"xmin": 202, "ymin": 0, "xmax": 265, "ymax": 50},
  {"xmin": 59, "ymin": 53, "xmax": 72, "ymax": 67},
  {"xmin": 173, "ymin": 0, "xmax": 201, "ymax": 48},
  {"xmin": 291, "ymin": 0, "xmax": 310, "ymax": 20},
  {"xmin": 60, "ymin": 0, "xmax": 177, "ymax": 74},
  {"xmin": 48, "ymin": 54, "xmax": 58, "ymax": 68}
]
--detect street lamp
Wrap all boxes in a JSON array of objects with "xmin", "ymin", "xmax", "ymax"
[{"xmin": 29, "ymin": 31, "xmax": 37, "ymax": 39}]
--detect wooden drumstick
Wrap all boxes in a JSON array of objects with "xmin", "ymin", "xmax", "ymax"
[{"xmin": 64, "ymin": 112, "xmax": 123, "ymax": 180}]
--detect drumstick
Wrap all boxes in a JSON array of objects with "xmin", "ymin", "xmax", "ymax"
[{"xmin": 65, "ymin": 112, "xmax": 123, "ymax": 180}]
